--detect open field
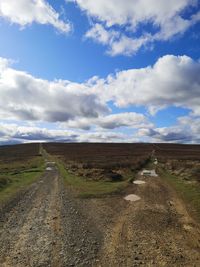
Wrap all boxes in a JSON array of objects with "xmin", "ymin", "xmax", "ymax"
[
  {"xmin": 43, "ymin": 143, "xmax": 155, "ymax": 197},
  {"xmin": 0, "ymin": 142, "xmax": 199, "ymax": 266},
  {"xmin": 44, "ymin": 142, "xmax": 200, "ymax": 192},
  {"xmin": 56, "ymin": 159, "xmax": 129, "ymax": 198},
  {"xmin": 0, "ymin": 143, "xmax": 42, "ymax": 163},
  {"xmin": 43, "ymin": 142, "xmax": 200, "ymax": 163},
  {"xmin": 154, "ymin": 143, "xmax": 200, "ymax": 161},
  {"xmin": 43, "ymin": 143, "xmax": 153, "ymax": 169}
]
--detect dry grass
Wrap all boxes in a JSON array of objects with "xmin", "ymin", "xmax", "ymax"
[
  {"xmin": 0, "ymin": 144, "xmax": 44, "ymax": 204},
  {"xmin": 57, "ymin": 159, "xmax": 130, "ymax": 198},
  {"xmin": 159, "ymin": 168, "xmax": 200, "ymax": 222}
]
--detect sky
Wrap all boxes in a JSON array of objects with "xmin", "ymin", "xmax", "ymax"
[{"xmin": 0, "ymin": 0, "xmax": 200, "ymax": 144}]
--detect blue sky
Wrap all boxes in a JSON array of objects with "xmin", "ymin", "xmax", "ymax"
[{"xmin": 0, "ymin": 0, "xmax": 200, "ymax": 144}]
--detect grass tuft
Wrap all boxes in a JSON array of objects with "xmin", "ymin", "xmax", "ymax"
[
  {"xmin": 57, "ymin": 160, "xmax": 129, "ymax": 198},
  {"xmin": 0, "ymin": 157, "xmax": 44, "ymax": 204},
  {"xmin": 159, "ymin": 168, "xmax": 200, "ymax": 222}
]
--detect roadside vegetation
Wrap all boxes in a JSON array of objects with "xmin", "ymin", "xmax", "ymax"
[
  {"xmin": 0, "ymin": 156, "xmax": 44, "ymax": 204},
  {"xmin": 57, "ymin": 159, "xmax": 130, "ymax": 198},
  {"xmin": 159, "ymin": 168, "xmax": 200, "ymax": 222},
  {"xmin": 43, "ymin": 143, "xmax": 153, "ymax": 198}
]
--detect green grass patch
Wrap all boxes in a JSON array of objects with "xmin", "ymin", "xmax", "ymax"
[
  {"xmin": 57, "ymin": 160, "xmax": 129, "ymax": 198},
  {"xmin": 159, "ymin": 168, "xmax": 200, "ymax": 222},
  {"xmin": 0, "ymin": 157, "xmax": 45, "ymax": 204}
]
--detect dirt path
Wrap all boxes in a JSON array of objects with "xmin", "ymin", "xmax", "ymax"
[
  {"xmin": 0, "ymin": 162, "xmax": 199, "ymax": 267},
  {"xmin": 0, "ymin": 165, "xmax": 63, "ymax": 267},
  {"xmin": 0, "ymin": 164, "xmax": 101, "ymax": 267},
  {"xmin": 98, "ymin": 174, "xmax": 200, "ymax": 267}
]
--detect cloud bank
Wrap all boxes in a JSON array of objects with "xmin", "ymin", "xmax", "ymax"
[
  {"xmin": 138, "ymin": 115, "xmax": 200, "ymax": 143},
  {"xmin": 1, "ymin": 54, "xmax": 200, "ymax": 143},
  {"xmin": 98, "ymin": 55, "xmax": 200, "ymax": 115},
  {"xmin": 65, "ymin": 112, "xmax": 152, "ymax": 130},
  {"xmin": 0, "ymin": 123, "xmax": 138, "ymax": 144},
  {"xmin": 0, "ymin": 57, "xmax": 108, "ymax": 123},
  {"xmin": 1, "ymin": 55, "xmax": 200, "ymax": 121}
]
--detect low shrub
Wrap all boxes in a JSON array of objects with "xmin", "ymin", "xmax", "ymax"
[{"xmin": 0, "ymin": 176, "xmax": 10, "ymax": 189}]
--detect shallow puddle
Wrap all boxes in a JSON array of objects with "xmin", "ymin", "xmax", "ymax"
[
  {"xmin": 141, "ymin": 169, "xmax": 158, "ymax": 177},
  {"xmin": 46, "ymin": 167, "xmax": 53, "ymax": 171},
  {"xmin": 133, "ymin": 180, "xmax": 146, "ymax": 185},
  {"xmin": 124, "ymin": 194, "xmax": 141, "ymax": 202}
]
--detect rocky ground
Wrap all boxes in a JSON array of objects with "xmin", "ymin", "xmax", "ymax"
[
  {"xmin": 0, "ymin": 164, "xmax": 101, "ymax": 267},
  {"xmin": 97, "ymin": 173, "xmax": 200, "ymax": 267},
  {"xmin": 0, "ymin": 163, "xmax": 199, "ymax": 266}
]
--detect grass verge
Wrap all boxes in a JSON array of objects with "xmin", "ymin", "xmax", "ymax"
[
  {"xmin": 159, "ymin": 168, "xmax": 200, "ymax": 222},
  {"xmin": 57, "ymin": 159, "xmax": 129, "ymax": 198},
  {"xmin": 0, "ymin": 156, "xmax": 44, "ymax": 204}
]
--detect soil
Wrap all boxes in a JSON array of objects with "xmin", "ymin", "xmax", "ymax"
[
  {"xmin": 97, "ymin": 173, "xmax": 200, "ymax": 267},
  {"xmin": 0, "ymin": 164, "xmax": 200, "ymax": 266},
  {"xmin": 0, "ymin": 165, "xmax": 102, "ymax": 267}
]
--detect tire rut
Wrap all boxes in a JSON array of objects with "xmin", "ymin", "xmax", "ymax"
[
  {"xmin": 98, "ymin": 175, "xmax": 200, "ymax": 267},
  {"xmin": 0, "ymin": 168, "xmax": 64, "ymax": 267}
]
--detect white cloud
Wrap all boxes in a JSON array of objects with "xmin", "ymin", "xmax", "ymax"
[
  {"xmin": 0, "ymin": 57, "xmax": 108, "ymax": 123},
  {"xmin": 85, "ymin": 24, "xmax": 151, "ymax": 56},
  {"xmin": 65, "ymin": 112, "xmax": 152, "ymax": 130},
  {"xmin": 70, "ymin": 0, "xmax": 195, "ymax": 27},
  {"xmin": 97, "ymin": 112, "xmax": 150, "ymax": 129},
  {"xmin": 74, "ymin": 0, "xmax": 200, "ymax": 55},
  {"xmin": 109, "ymin": 34, "xmax": 152, "ymax": 57},
  {"xmin": 2, "ymin": 114, "xmax": 200, "ymax": 144},
  {"xmin": 77, "ymin": 131, "xmax": 134, "ymax": 143},
  {"xmin": 138, "ymin": 115, "xmax": 200, "ymax": 143},
  {"xmin": 1, "ymin": 114, "xmax": 200, "ymax": 144},
  {"xmin": 0, "ymin": 123, "xmax": 78, "ymax": 143},
  {"xmin": 96, "ymin": 55, "xmax": 200, "ymax": 115},
  {"xmin": 1, "ymin": 54, "xmax": 200, "ymax": 144},
  {"xmin": 1, "ymin": 54, "xmax": 200, "ymax": 123},
  {"xmin": 85, "ymin": 23, "xmax": 118, "ymax": 45},
  {"xmin": 0, "ymin": 123, "xmax": 139, "ymax": 144},
  {"xmin": 0, "ymin": 0, "xmax": 71, "ymax": 33}
]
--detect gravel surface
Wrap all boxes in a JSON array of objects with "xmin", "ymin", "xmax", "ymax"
[
  {"xmin": 98, "ymin": 174, "xmax": 200, "ymax": 267},
  {"xmin": 0, "ymin": 164, "xmax": 200, "ymax": 267},
  {"xmin": 0, "ymin": 165, "xmax": 102, "ymax": 267}
]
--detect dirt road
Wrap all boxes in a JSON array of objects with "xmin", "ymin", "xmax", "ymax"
[
  {"xmin": 0, "ymin": 164, "xmax": 101, "ymax": 267},
  {"xmin": 98, "ymin": 173, "xmax": 200, "ymax": 267},
  {"xmin": 0, "ymin": 163, "xmax": 200, "ymax": 266}
]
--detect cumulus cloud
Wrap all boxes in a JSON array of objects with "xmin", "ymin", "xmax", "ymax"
[
  {"xmin": 0, "ymin": 57, "xmax": 108, "ymax": 123},
  {"xmin": 85, "ymin": 23, "xmax": 118, "ymax": 45},
  {"xmin": 77, "ymin": 131, "xmax": 133, "ymax": 143},
  {"xmin": 1, "ymin": 54, "xmax": 200, "ymax": 129},
  {"xmin": 2, "ymin": 115, "xmax": 200, "ymax": 144},
  {"xmin": 1, "ymin": 54, "xmax": 200, "ymax": 145},
  {"xmin": 0, "ymin": 0, "xmax": 71, "ymax": 33},
  {"xmin": 97, "ymin": 113, "xmax": 150, "ymax": 129},
  {"xmin": 85, "ymin": 24, "xmax": 151, "ymax": 56},
  {"xmin": 97, "ymin": 55, "xmax": 200, "ymax": 115},
  {"xmin": 0, "ymin": 123, "xmax": 78, "ymax": 143},
  {"xmin": 0, "ymin": 123, "xmax": 139, "ymax": 144},
  {"xmin": 73, "ymin": 0, "xmax": 200, "ymax": 55},
  {"xmin": 138, "ymin": 115, "xmax": 200, "ymax": 143},
  {"xmin": 65, "ymin": 112, "xmax": 152, "ymax": 130}
]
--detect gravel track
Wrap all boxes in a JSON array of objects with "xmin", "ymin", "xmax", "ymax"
[
  {"xmin": 98, "ymin": 174, "xmax": 200, "ymax": 267},
  {"xmin": 0, "ymin": 165, "xmax": 101, "ymax": 267},
  {"xmin": 0, "ymin": 164, "xmax": 199, "ymax": 267}
]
